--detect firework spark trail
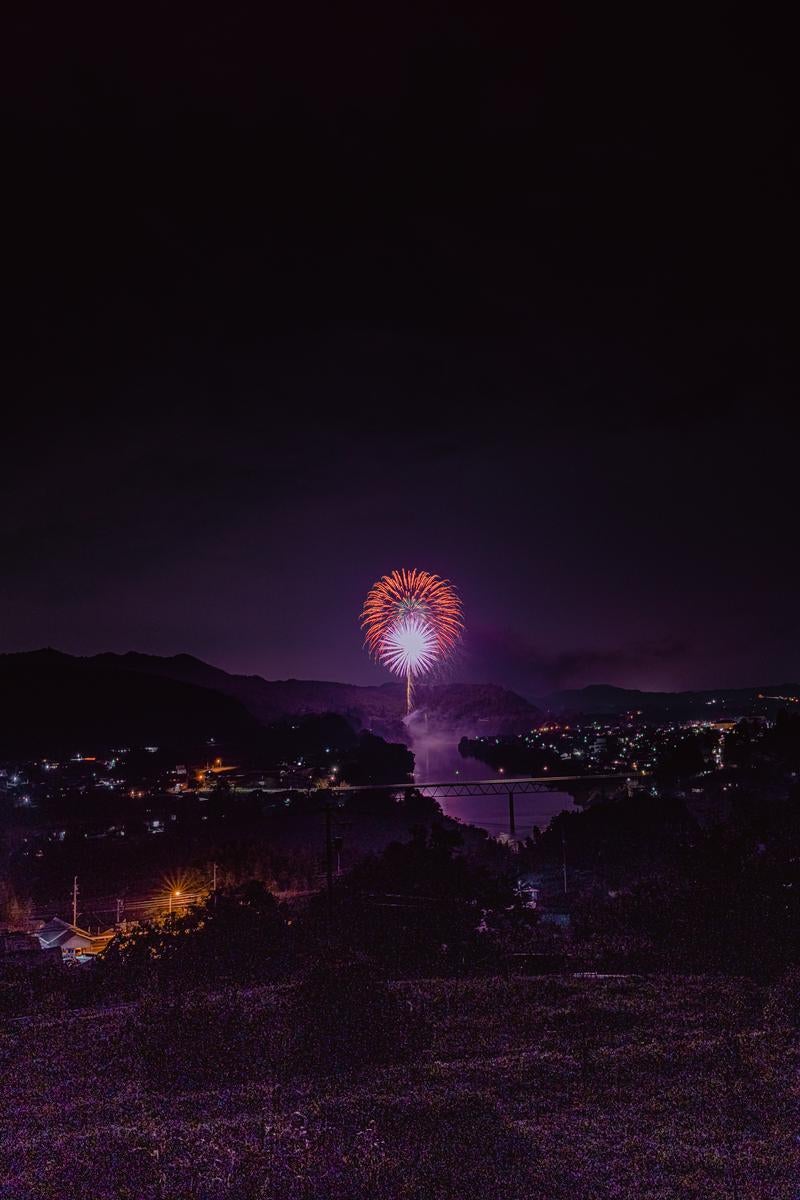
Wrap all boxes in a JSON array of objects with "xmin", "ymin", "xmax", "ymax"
[{"xmin": 361, "ymin": 568, "xmax": 464, "ymax": 713}]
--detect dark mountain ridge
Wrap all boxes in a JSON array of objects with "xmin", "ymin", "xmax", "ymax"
[
  {"xmin": 93, "ymin": 652, "xmax": 543, "ymax": 737},
  {"xmin": 92, "ymin": 650, "xmax": 404, "ymax": 728},
  {"xmin": 541, "ymin": 681, "xmax": 800, "ymax": 720},
  {"xmin": 0, "ymin": 649, "xmax": 263, "ymax": 757},
  {"xmin": 0, "ymin": 650, "xmax": 543, "ymax": 751}
]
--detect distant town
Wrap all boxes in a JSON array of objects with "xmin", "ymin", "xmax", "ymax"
[{"xmin": 3, "ymin": 689, "xmax": 798, "ymax": 969}]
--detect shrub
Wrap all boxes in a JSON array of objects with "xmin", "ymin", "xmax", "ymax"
[
  {"xmin": 0, "ymin": 978, "xmax": 31, "ymax": 1018},
  {"xmin": 287, "ymin": 955, "xmax": 423, "ymax": 1073},
  {"xmin": 763, "ymin": 964, "xmax": 800, "ymax": 1030},
  {"xmin": 131, "ymin": 987, "xmax": 265, "ymax": 1090}
]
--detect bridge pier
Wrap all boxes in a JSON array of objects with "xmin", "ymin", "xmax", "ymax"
[{"xmin": 508, "ymin": 789, "xmax": 516, "ymax": 837}]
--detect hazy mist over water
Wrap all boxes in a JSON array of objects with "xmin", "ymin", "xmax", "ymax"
[{"xmin": 409, "ymin": 729, "xmax": 574, "ymax": 838}]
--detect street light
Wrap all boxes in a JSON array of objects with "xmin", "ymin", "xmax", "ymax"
[{"xmin": 168, "ymin": 888, "xmax": 182, "ymax": 915}]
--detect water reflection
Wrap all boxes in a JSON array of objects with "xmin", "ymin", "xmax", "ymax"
[{"xmin": 409, "ymin": 729, "xmax": 574, "ymax": 839}]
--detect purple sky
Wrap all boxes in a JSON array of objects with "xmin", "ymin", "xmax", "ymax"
[{"xmin": 2, "ymin": 9, "xmax": 797, "ymax": 696}]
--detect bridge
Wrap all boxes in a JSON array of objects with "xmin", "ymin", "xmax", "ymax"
[
  {"xmin": 262, "ymin": 772, "xmax": 639, "ymax": 837},
  {"xmin": 37, "ymin": 774, "xmax": 637, "ymax": 929}
]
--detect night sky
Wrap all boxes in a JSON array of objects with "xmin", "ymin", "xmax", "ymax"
[{"xmin": 3, "ymin": 9, "xmax": 796, "ymax": 695}]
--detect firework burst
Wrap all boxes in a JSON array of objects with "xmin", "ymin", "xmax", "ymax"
[
  {"xmin": 381, "ymin": 615, "xmax": 438, "ymax": 678},
  {"xmin": 361, "ymin": 568, "xmax": 464, "ymax": 713}
]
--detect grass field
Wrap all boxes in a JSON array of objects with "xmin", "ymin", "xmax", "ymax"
[{"xmin": 1, "ymin": 973, "xmax": 796, "ymax": 1199}]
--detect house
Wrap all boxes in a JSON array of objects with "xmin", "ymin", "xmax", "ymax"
[
  {"xmin": 35, "ymin": 918, "xmax": 115, "ymax": 961},
  {"xmin": 516, "ymin": 870, "xmax": 574, "ymax": 927}
]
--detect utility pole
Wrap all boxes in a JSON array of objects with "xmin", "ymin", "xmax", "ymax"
[
  {"xmin": 508, "ymin": 789, "xmax": 516, "ymax": 838},
  {"xmin": 72, "ymin": 876, "xmax": 78, "ymax": 927},
  {"xmin": 115, "ymin": 898, "xmax": 123, "ymax": 926},
  {"xmin": 212, "ymin": 862, "xmax": 218, "ymax": 892},
  {"xmin": 561, "ymin": 826, "xmax": 568, "ymax": 895}
]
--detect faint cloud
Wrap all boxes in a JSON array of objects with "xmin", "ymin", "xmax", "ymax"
[{"xmin": 464, "ymin": 627, "xmax": 690, "ymax": 696}]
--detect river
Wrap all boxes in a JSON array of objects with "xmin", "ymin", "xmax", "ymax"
[{"xmin": 409, "ymin": 729, "xmax": 574, "ymax": 839}]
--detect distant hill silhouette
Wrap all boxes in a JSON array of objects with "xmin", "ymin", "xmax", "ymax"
[
  {"xmin": 540, "ymin": 681, "xmax": 800, "ymax": 720},
  {"xmin": 0, "ymin": 649, "xmax": 544, "ymax": 753},
  {"xmin": 91, "ymin": 651, "xmax": 408, "ymax": 733},
  {"xmin": 407, "ymin": 682, "xmax": 541, "ymax": 736},
  {"xmin": 91, "ymin": 652, "xmax": 542, "ymax": 739},
  {"xmin": 8, "ymin": 648, "xmax": 794, "ymax": 754},
  {"xmin": 0, "ymin": 649, "xmax": 263, "ymax": 756}
]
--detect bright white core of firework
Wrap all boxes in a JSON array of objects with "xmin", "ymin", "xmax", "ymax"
[{"xmin": 381, "ymin": 616, "xmax": 438, "ymax": 677}]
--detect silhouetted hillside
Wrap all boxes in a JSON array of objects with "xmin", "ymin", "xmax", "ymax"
[
  {"xmin": 7, "ymin": 650, "xmax": 799, "ymax": 753},
  {"xmin": 92, "ymin": 651, "xmax": 405, "ymax": 731},
  {"xmin": 0, "ymin": 649, "xmax": 544, "ymax": 752},
  {"xmin": 0, "ymin": 650, "xmax": 263, "ymax": 756},
  {"xmin": 409, "ymin": 682, "xmax": 541, "ymax": 736},
  {"xmin": 541, "ymin": 682, "xmax": 800, "ymax": 720},
  {"xmin": 90, "ymin": 652, "xmax": 542, "ymax": 738}
]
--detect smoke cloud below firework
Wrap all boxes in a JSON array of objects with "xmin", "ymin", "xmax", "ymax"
[{"xmin": 361, "ymin": 568, "xmax": 464, "ymax": 710}]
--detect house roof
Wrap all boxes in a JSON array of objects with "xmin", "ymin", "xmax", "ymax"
[
  {"xmin": 37, "ymin": 919, "xmax": 89, "ymax": 949},
  {"xmin": 36, "ymin": 917, "xmax": 113, "ymax": 950}
]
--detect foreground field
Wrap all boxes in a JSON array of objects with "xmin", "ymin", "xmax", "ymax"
[{"xmin": 0, "ymin": 973, "xmax": 796, "ymax": 1199}]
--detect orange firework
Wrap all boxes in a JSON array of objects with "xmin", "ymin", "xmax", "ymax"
[{"xmin": 361, "ymin": 568, "xmax": 464, "ymax": 713}]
